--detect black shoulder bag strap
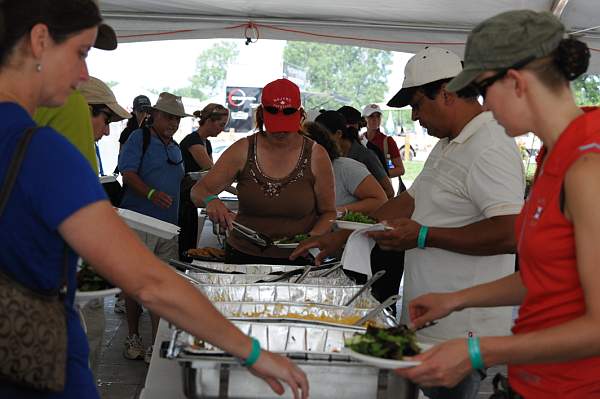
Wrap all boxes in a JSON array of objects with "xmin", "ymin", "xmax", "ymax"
[{"xmin": 0, "ymin": 127, "xmax": 69, "ymax": 298}]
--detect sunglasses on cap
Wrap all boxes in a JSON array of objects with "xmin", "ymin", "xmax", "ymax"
[
  {"xmin": 471, "ymin": 56, "xmax": 534, "ymax": 99},
  {"xmin": 263, "ymin": 106, "xmax": 299, "ymax": 115}
]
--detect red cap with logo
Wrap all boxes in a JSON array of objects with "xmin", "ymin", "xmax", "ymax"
[{"xmin": 261, "ymin": 79, "xmax": 302, "ymax": 133}]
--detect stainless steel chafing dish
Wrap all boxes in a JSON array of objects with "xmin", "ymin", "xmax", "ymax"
[
  {"xmin": 163, "ymin": 321, "xmax": 418, "ymax": 399},
  {"xmin": 185, "ymin": 271, "xmax": 352, "ymax": 286},
  {"xmin": 212, "ymin": 301, "xmax": 390, "ymax": 328},
  {"xmin": 198, "ymin": 283, "xmax": 380, "ymax": 309}
]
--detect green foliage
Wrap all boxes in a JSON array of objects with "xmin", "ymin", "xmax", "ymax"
[
  {"xmin": 105, "ymin": 80, "xmax": 119, "ymax": 89},
  {"xmin": 189, "ymin": 41, "xmax": 239, "ymax": 99},
  {"xmin": 572, "ymin": 74, "xmax": 600, "ymax": 106},
  {"xmin": 283, "ymin": 41, "xmax": 393, "ymax": 110},
  {"xmin": 157, "ymin": 41, "xmax": 240, "ymax": 100}
]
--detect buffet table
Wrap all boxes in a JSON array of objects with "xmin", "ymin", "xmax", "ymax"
[{"xmin": 140, "ymin": 318, "xmax": 187, "ymax": 399}]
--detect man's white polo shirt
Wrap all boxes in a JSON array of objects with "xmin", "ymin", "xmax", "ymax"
[{"xmin": 402, "ymin": 111, "xmax": 525, "ymax": 343}]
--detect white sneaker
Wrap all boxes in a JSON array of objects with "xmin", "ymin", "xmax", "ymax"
[
  {"xmin": 123, "ymin": 334, "xmax": 144, "ymax": 360},
  {"xmin": 144, "ymin": 345, "xmax": 153, "ymax": 364}
]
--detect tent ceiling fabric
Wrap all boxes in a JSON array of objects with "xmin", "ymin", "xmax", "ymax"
[{"xmin": 101, "ymin": 0, "xmax": 600, "ymax": 72}]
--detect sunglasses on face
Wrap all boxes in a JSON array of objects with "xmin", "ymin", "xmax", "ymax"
[
  {"xmin": 263, "ymin": 106, "xmax": 299, "ymax": 115},
  {"xmin": 99, "ymin": 110, "xmax": 112, "ymax": 126},
  {"xmin": 471, "ymin": 56, "xmax": 534, "ymax": 99},
  {"xmin": 471, "ymin": 71, "xmax": 509, "ymax": 99}
]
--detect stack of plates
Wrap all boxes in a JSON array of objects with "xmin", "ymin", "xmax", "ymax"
[{"xmin": 117, "ymin": 208, "xmax": 180, "ymax": 239}]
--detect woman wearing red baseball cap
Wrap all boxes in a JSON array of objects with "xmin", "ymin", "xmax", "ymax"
[{"xmin": 192, "ymin": 78, "xmax": 336, "ymax": 264}]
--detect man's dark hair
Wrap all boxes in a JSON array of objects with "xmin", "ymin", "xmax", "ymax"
[{"xmin": 404, "ymin": 78, "xmax": 479, "ymax": 103}]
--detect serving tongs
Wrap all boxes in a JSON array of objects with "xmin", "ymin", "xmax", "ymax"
[
  {"xmin": 252, "ymin": 262, "xmax": 341, "ymax": 283},
  {"xmin": 168, "ymin": 259, "xmax": 244, "ymax": 274},
  {"xmin": 344, "ymin": 270, "xmax": 386, "ymax": 307},
  {"xmin": 353, "ymin": 294, "xmax": 400, "ymax": 326},
  {"xmin": 231, "ymin": 221, "xmax": 273, "ymax": 248}
]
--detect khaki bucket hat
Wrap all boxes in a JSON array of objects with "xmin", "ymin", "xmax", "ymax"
[
  {"xmin": 447, "ymin": 10, "xmax": 565, "ymax": 92},
  {"xmin": 151, "ymin": 92, "xmax": 192, "ymax": 118}
]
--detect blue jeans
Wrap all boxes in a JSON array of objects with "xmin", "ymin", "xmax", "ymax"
[{"xmin": 421, "ymin": 370, "xmax": 483, "ymax": 399}]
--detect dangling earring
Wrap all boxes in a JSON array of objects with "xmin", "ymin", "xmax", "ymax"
[{"xmin": 36, "ymin": 64, "xmax": 42, "ymax": 72}]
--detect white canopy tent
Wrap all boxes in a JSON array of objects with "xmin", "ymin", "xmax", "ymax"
[{"xmin": 100, "ymin": 0, "xmax": 600, "ymax": 72}]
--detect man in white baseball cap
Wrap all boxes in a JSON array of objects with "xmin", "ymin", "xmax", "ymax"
[
  {"xmin": 379, "ymin": 46, "xmax": 525, "ymax": 399},
  {"xmin": 293, "ymin": 47, "xmax": 525, "ymax": 399}
]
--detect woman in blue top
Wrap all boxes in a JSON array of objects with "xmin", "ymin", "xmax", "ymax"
[{"xmin": 0, "ymin": 1, "xmax": 308, "ymax": 398}]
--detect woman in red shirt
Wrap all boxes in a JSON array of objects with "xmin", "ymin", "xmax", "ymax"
[{"xmin": 396, "ymin": 10, "xmax": 600, "ymax": 398}]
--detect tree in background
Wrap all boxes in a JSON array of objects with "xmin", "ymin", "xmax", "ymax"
[
  {"xmin": 283, "ymin": 42, "xmax": 393, "ymax": 110},
  {"xmin": 163, "ymin": 41, "xmax": 240, "ymax": 100},
  {"xmin": 572, "ymin": 74, "xmax": 600, "ymax": 105}
]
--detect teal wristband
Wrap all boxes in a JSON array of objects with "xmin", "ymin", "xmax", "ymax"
[
  {"xmin": 468, "ymin": 337, "xmax": 485, "ymax": 370},
  {"xmin": 243, "ymin": 337, "xmax": 261, "ymax": 367},
  {"xmin": 203, "ymin": 194, "xmax": 219, "ymax": 205},
  {"xmin": 417, "ymin": 225, "xmax": 429, "ymax": 249}
]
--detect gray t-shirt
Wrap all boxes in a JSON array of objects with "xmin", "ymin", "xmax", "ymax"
[
  {"xmin": 333, "ymin": 157, "xmax": 371, "ymax": 207},
  {"xmin": 346, "ymin": 140, "xmax": 388, "ymax": 181}
]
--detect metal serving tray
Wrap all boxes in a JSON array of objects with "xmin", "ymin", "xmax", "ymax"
[
  {"xmin": 198, "ymin": 284, "xmax": 380, "ymax": 309},
  {"xmin": 191, "ymin": 260, "xmax": 305, "ymax": 274},
  {"xmin": 163, "ymin": 321, "xmax": 418, "ymax": 399},
  {"xmin": 212, "ymin": 302, "xmax": 388, "ymax": 328},
  {"xmin": 176, "ymin": 321, "xmax": 362, "ymax": 357},
  {"xmin": 185, "ymin": 271, "xmax": 352, "ymax": 286}
]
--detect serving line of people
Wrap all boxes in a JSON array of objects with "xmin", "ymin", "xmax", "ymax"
[{"xmin": 1, "ymin": 2, "xmax": 600, "ymax": 399}]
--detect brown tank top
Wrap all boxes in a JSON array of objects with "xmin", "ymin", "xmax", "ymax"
[{"xmin": 228, "ymin": 133, "xmax": 318, "ymax": 258}]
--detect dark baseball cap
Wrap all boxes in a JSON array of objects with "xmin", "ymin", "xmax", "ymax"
[
  {"xmin": 447, "ymin": 10, "xmax": 565, "ymax": 92},
  {"xmin": 337, "ymin": 106, "xmax": 362, "ymax": 124},
  {"xmin": 94, "ymin": 24, "xmax": 117, "ymax": 50},
  {"xmin": 92, "ymin": 1, "xmax": 117, "ymax": 50},
  {"xmin": 315, "ymin": 111, "xmax": 347, "ymax": 135},
  {"xmin": 132, "ymin": 95, "xmax": 151, "ymax": 112}
]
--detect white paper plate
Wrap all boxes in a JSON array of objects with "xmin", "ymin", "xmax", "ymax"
[
  {"xmin": 117, "ymin": 208, "xmax": 180, "ymax": 240},
  {"xmin": 75, "ymin": 287, "xmax": 121, "ymax": 300},
  {"xmin": 273, "ymin": 242, "xmax": 300, "ymax": 249},
  {"xmin": 187, "ymin": 170, "xmax": 210, "ymax": 181},
  {"xmin": 346, "ymin": 342, "xmax": 432, "ymax": 369},
  {"xmin": 335, "ymin": 220, "xmax": 377, "ymax": 231},
  {"xmin": 346, "ymin": 348, "xmax": 420, "ymax": 369}
]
